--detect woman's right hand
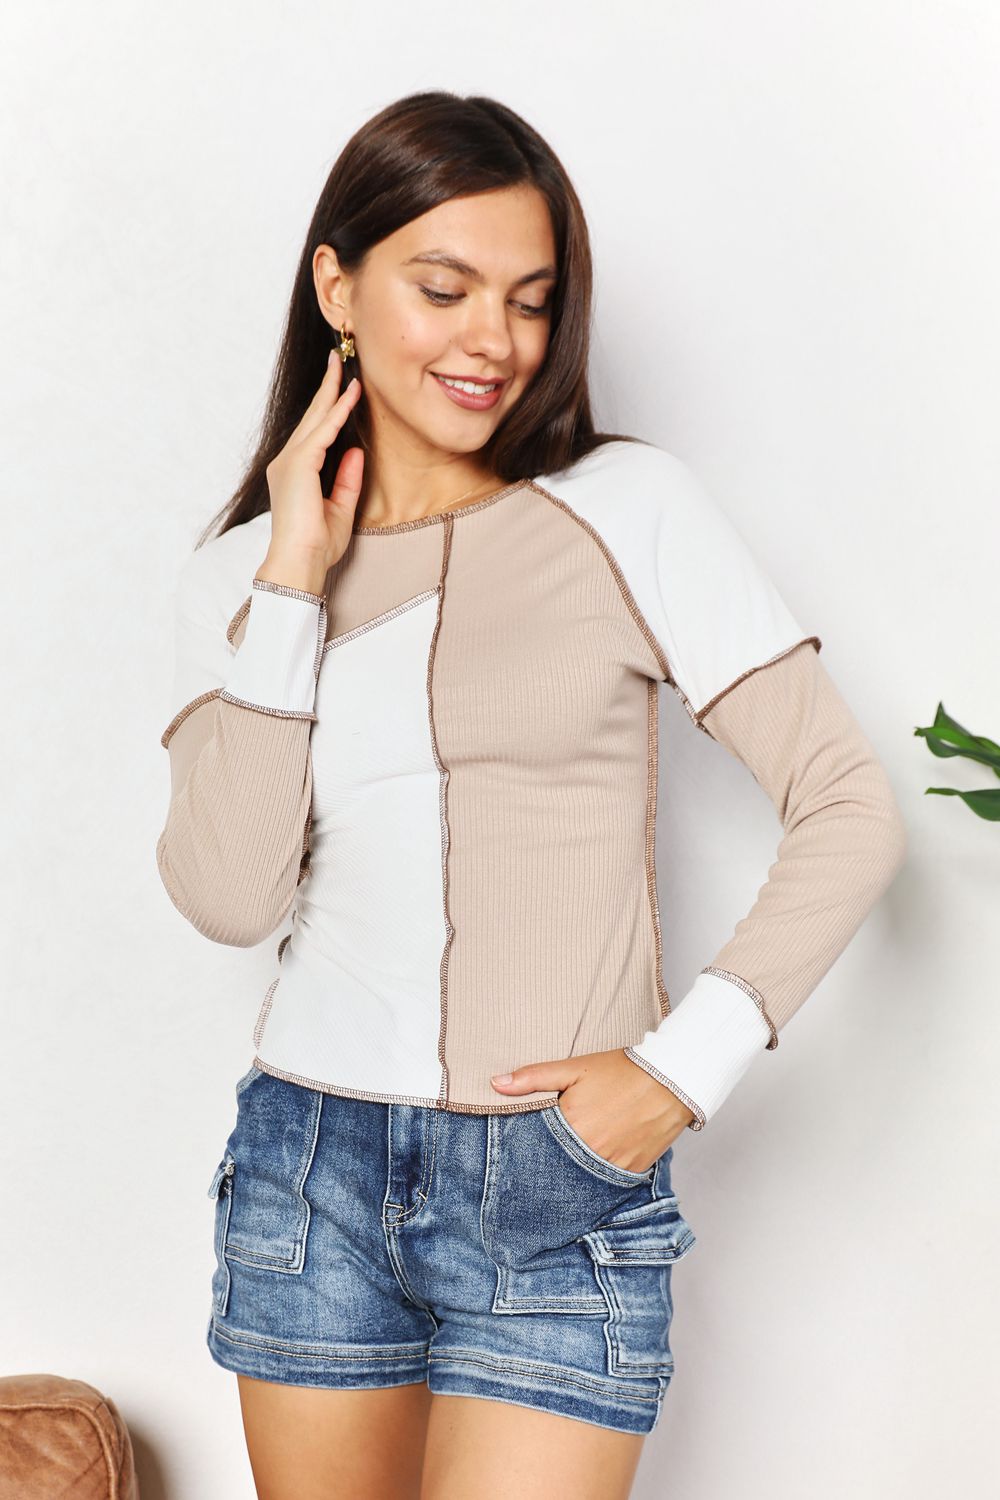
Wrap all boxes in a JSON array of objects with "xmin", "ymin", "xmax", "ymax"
[{"xmin": 256, "ymin": 354, "xmax": 365, "ymax": 594}]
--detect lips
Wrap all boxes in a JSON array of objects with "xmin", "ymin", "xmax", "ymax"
[
  {"xmin": 432, "ymin": 372, "xmax": 507, "ymax": 411},
  {"xmin": 432, "ymin": 373, "xmax": 507, "ymax": 388}
]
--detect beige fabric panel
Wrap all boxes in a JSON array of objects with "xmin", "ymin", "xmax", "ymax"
[
  {"xmin": 430, "ymin": 493, "xmax": 666, "ymax": 1109},
  {"xmin": 325, "ymin": 526, "xmax": 443, "ymax": 642},
  {"xmin": 156, "ymin": 530, "xmax": 442, "ymax": 963},
  {"xmin": 698, "ymin": 638, "xmax": 908, "ymax": 1035},
  {"xmin": 157, "ymin": 695, "xmax": 313, "ymax": 948}
]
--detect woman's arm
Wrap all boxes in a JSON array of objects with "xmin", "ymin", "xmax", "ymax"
[
  {"xmin": 156, "ymin": 560, "xmax": 327, "ymax": 948},
  {"xmin": 549, "ymin": 440, "xmax": 908, "ymax": 1132},
  {"xmin": 624, "ymin": 638, "xmax": 907, "ymax": 1128}
]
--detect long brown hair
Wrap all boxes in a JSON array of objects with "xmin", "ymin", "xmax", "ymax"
[{"xmin": 197, "ymin": 89, "xmax": 644, "ymax": 548}]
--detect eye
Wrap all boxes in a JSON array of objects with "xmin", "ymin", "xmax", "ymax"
[
  {"xmin": 419, "ymin": 287, "xmax": 461, "ymax": 306},
  {"xmin": 418, "ymin": 286, "xmax": 550, "ymax": 318}
]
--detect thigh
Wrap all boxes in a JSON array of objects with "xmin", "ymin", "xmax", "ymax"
[
  {"xmin": 238, "ymin": 1373, "xmax": 433, "ymax": 1500},
  {"xmin": 420, "ymin": 1392, "xmax": 644, "ymax": 1500}
]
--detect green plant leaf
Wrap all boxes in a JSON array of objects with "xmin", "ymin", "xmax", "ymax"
[
  {"xmin": 924, "ymin": 786, "xmax": 1000, "ymax": 820},
  {"xmin": 914, "ymin": 702, "xmax": 1000, "ymax": 778}
]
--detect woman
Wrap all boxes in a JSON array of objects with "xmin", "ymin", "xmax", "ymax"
[{"xmin": 157, "ymin": 91, "xmax": 906, "ymax": 1499}]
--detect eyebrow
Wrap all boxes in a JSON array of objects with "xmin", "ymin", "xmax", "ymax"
[{"xmin": 402, "ymin": 250, "xmax": 558, "ymax": 287}]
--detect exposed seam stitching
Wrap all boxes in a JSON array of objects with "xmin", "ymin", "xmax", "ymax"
[
  {"xmin": 622, "ymin": 1048, "xmax": 707, "ymax": 1131},
  {"xmin": 525, "ymin": 480, "xmax": 674, "ymax": 684},
  {"xmin": 427, "ymin": 520, "xmax": 455, "ymax": 1109},
  {"xmin": 253, "ymin": 578, "xmax": 326, "ymax": 605},
  {"xmin": 160, "ymin": 688, "xmax": 221, "ymax": 747},
  {"xmin": 645, "ymin": 678, "xmax": 670, "ymax": 1021},
  {"xmin": 697, "ymin": 636, "xmax": 822, "ymax": 722},
  {"xmin": 322, "ymin": 588, "xmax": 438, "ymax": 654},
  {"xmin": 700, "ymin": 965, "xmax": 779, "ymax": 1050},
  {"xmin": 217, "ymin": 690, "xmax": 317, "ymax": 722},
  {"xmin": 351, "ymin": 477, "xmax": 531, "ymax": 535},
  {"xmin": 226, "ymin": 597, "xmax": 251, "ymax": 646},
  {"xmin": 247, "ymin": 1058, "xmax": 557, "ymax": 1111}
]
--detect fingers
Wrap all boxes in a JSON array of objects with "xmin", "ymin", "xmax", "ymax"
[
  {"xmin": 288, "ymin": 349, "xmax": 349, "ymax": 442},
  {"xmin": 325, "ymin": 446, "xmax": 365, "ymax": 511},
  {"xmin": 299, "ymin": 375, "xmax": 362, "ymax": 455}
]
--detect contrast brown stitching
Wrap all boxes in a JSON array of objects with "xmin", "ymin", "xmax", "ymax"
[
  {"xmin": 427, "ymin": 520, "xmax": 455, "ymax": 1108},
  {"xmin": 645, "ymin": 678, "xmax": 671, "ymax": 1019},
  {"xmin": 352, "ymin": 477, "xmax": 531, "ymax": 535},
  {"xmin": 525, "ymin": 480, "xmax": 673, "ymax": 682},
  {"xmin": 313, "ymin": 600, "xmax": 327, "ymax": 679},
  {"xmin": 249, "ymin": 1056, "xmax": 556, "ymax": 1113},
  {"xmin": 697, "ymin": 636, "xmax": 823, "ymax": 722},
  {"xmin": 701, "ymin": 965, "xmax": 779, "ymax": 1049},
  {"xmin": 160, "ymin": 688, "xmax": 221, "ymax": 748},
  {"xmin": 322, "ymin": 589, "xmax": 438, "ymax": 655},
  {"xmin": 217, "ymin": 689, "xmax": 318, "ymax": 722},
  {"xmin": 435, "ymin": 1096, "xmax": 560, "ymax": 1115},
  {"xmin": 226, "ymin": 596, "xmax": 250, "ymax": 645},
  {"xmin": 252, "ymin": 577, "xmax": 327, "ymax": 606},
  {"xmin": 169, "ymin": 597, "xmax": 325, "ymax": 748},
  {"xmin": 297, "ymin": 754, "xmax": 314, "ymax": 887},
  {"xmin": 524, "ymin": 480, "xmax": 818, "ymax": 739},
  {"xmin": 622, "ymin": 1047, "xmax": 706, "ymax": 1130},
  {"xmin": 252, "ymin": 976, "xmax": 281, "ymax": 1048}
]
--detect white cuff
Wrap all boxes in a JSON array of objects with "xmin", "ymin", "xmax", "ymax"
[
  {"xmin": 220, "ymin": 580, "xmax": 325, "ymax": 716},
  {"xmin": 623, "ymin": 970, "xmax": 773, "ymax": 1130}
]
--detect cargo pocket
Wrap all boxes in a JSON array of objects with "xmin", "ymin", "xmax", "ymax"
[
  {"xmin": 207, "ymin": 1154, "xmax": 235, "ymax": 1317},
  {"xmin": 581, "ymin": 1192, "xmax": 697, "ymax": 1379},
  {"xmin": 482, "ymin": 1108, "xmax": 655, "ymax": 1316},
  {"xmin": 206, "ymin": 1069, "xmax": 323, "ymax": 1323}
]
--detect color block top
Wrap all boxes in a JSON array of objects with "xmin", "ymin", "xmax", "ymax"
[{"xmin": 156, "ymin": 438, "xmax": 906, "ymax": 1125}]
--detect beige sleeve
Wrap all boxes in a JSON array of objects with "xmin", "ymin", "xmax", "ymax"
[
  {"xmin": 155, "ymin": 570, "xmax": 327, "ymax": 948},
  {"xmin": 624, "ymin": 639, "xmax": 908, "ymax": 1128},
  {"xmin": 697, "ymin": 639, "xmax": 908, "ymax": 1036}
]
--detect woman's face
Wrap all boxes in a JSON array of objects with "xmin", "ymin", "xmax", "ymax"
[{"xmin": 314, "ymin": 184, "xmax": 557, "ymax": 465}]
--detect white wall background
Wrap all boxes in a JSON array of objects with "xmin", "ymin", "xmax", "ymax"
[{"xmin": 2, "ymin": 2, "xmax": 997, "ymax": 1496}]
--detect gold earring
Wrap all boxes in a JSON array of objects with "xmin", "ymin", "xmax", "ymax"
[{"xmin": 335, "ymin": 324, "xmax": 355, "ymax": 363}]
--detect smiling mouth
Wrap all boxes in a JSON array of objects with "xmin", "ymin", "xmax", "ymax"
[{"xmin": 432, "ymin": 373, "xmax": 507, "ymax": 394}]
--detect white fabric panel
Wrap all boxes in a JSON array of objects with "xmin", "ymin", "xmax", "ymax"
[
  {"xmin": 166, "ymin": 511, "xmax": 273, "ymax": 720},
  {"xmin": 535, "ymin": 440, "xmax": 810, "ymax": 714},
  {"xmin": 254, "ymin": 591, "xmax": 448, "ymax": 1099},
  {"xmin": 221, "ymin": 583, "xmax": 322, "ymax": 714},
  {"xmin": 625, "ymin": 969, "xmax": 772, "ymax": 1129}
]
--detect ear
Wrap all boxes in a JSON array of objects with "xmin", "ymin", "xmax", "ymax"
[{"xmin": 313, "ymin": 243, "xmax": 352, "ymax": 334}]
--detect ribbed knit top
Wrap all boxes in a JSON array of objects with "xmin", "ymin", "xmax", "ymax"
[{"xmin": 156, "ymin": 439, "xmax": 906, "ymax": 1126}]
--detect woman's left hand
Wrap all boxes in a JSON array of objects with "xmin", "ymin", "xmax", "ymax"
[{"xmin": 490, "ymin": 1048, "xmax": 697, "ymax": 1173}]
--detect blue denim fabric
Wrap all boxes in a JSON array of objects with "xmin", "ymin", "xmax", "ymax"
[{"xmin": 206, "ymin": 1064, "xmax": 697, "ymax": 1435}]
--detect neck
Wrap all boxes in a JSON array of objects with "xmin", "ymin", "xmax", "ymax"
[
  {"xmin": 355, "ymin": 474, "xmax": 503, "ymax": 534},
  {"xmin": 354, "ymin": 444, "xmax": 499, "ymax": 529}
]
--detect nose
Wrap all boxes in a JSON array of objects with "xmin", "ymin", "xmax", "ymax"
[{"xmin": 460, "ymin": 293, "xmax": 516, "ymax": 364}]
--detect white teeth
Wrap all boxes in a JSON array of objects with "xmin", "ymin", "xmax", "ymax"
[{"xmin": 438, "ymin": 376, "xmax": 500, "ymax": 395}]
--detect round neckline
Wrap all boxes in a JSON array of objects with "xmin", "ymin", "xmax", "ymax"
[{"xmin": 351, "ymin": 477, "xmax": 533, "ymax": 535}]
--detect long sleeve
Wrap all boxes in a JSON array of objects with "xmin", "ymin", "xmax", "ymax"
[
  {"xmin": 156, "ymin": 552, "xmax": 328, "ymax": 947},
  {"xmin": 601, "ymin": 446, "xmax": 908, "ymax": 1130},
  {"xmin": 624, "ymin": 639, "xmax": 907, "ymax": 1128}
]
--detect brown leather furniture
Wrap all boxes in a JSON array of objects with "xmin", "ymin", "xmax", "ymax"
[{"xmin": 0, "ymin": 1374, "xmax": 138, "ymax": 1498}]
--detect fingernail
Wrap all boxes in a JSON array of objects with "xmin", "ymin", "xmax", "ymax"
[
  {"xmin": 328, "ymin": 349, "xmax": 336, "ymax": 366},
  {"xmin": 492, "ymin": 1073, "xmax": 512, "ymax": 1085}
]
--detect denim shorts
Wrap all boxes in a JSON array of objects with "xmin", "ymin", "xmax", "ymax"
[{"xmin": 205, "ymin": 1063, "xmax": 697, "ymax": 1436}]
